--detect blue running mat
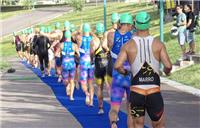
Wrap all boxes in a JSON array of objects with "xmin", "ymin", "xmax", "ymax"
[{"xmin": 22, "ymin": 62, "xmax": 148, "ymax": 128}]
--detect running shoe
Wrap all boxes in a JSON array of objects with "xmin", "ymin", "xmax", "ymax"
[{"xmin": 98, "ymin": 108, "xmax": 104, "ymax": 115}]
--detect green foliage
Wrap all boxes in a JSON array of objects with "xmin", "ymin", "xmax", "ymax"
[
  {"xmin": 68, "ymin": 0, "xmax": 84, "ymax": 12},
  {"xmin": 168, "ymin": 64, "xmax": 200, "ymax": 89},
  {"xmin": 19, "ymin": 0, "xmax": 34, "ymax": 9}
]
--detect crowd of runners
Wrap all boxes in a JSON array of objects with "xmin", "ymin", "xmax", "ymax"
[{"xmin": 13, "ymin": 11, "xmax": 172, "ymax": 128}]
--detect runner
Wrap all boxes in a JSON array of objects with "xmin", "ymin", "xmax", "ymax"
[
  {"xmin": 69, "ymin": 24, "xmax": 80, "ymax": 88},
  {"xmin": 51, "ymin": 22, "xmax": 63, "ymax": 82},
  {"xmin": 60, "ymin": 31, "xmax": 79, "ymax": 101},
  {"xmin": 13, "ymin": 32, "xmax": 23, "ymax": 60},
  {"xmin": 20, "ymin": 30, "xmax": 28, "ymax": 61},
  {"xmin": 103, "ymin": 12, "xmax": 120, "ymax": 94},
  {"xmin": 27, "ymin": 28, "xmax": 36, "ymax": 67},
  {"xmin": 114, "ymin": 11, "xmax": 172, "ymax": 128},
  {"xmin": 23, "ymin": 29, "xmax": 30, "ymax": 63},
  {"xmin": 79, "ymin": 23, "xmax": 94, "ymax": 106},
  {"xmin": 107, "ymin": 13, "xmax": 133, "ymax": 128},
  {"xmin": 46, "ymin": 26, "xmax": 54, "ymax": 76},
  {"xmin": 73, "ymin": 30, "xmax": 82, "ymax": 90},
  {"xmin": 32, "ymin": 27, "xmax": 40, "ymax": 68},
  {"xmin": 60, "ymin": 21, "xmax": 71, "ymax": 43},
  {"xmin": 92, "ymin": 23, "xmax": 109, "ymax": 114},
  {"xmin": 33, "ymin": 27, "xmax": 51, "ymax": 77}
]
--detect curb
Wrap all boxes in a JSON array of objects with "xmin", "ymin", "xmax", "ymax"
[{"xmin": 161, "ymin": 77, "xmax": 200, "ymax": 97}]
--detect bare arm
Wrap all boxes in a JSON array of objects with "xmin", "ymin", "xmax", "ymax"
[
  {"xmin": 160, "ymin": 44, "xmax": 172, "ymax": 75},
  {"xmin": 74, "ymin": 44, "xmax": 80, "ymax": 57},
  {"xmin": 90, "ymin": 40, "xmax": 95, "ymax": 62},
  {"xmin": 186, "ymin": 19, "xmax": 192, "ymax": 28},
  {"xmin": 102, "ymin": 32, "xmax": 109, "ymax": 52},
  {"xmin": 114, "ymin": 45, "xmax": 129, "ymax": 75},
  {"xmin": 107, "ymin": 32, "xmax": 114, "ymax": 50}
]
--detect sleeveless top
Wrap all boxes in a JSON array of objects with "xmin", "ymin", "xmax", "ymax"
[
  {"xmin": 111, "ymin": 30, "xmax": 132, "ymax": 69},
  {"xmin": 131, "ymin": 36, "xmax": 160, "ymax": 88},
  {"xmin": 62, "ymin": 41, "xmax": 75, "ymax": 70},
  {"xmin": 79, "ymin": 36, "xmax": 93, "ymax": 69},
  {"xmin": 94, "ymin": 38, "xmax": 108, "ymax": 68}
]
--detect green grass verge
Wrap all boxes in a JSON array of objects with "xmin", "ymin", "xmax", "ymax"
[
  {"xmin": 0, "ymin": 36, "xmax": 16, "ymax": 71},
  {"xmin": 167, "ymin": 64, "xmax": 200, "ymax": 89},
  {"xmin": 0, "ymin": 2, "xmax": 199, "ymax": 88},
  {"xmin": 0, "ymin": 9, "xmax": 32, "ymax": 20}
]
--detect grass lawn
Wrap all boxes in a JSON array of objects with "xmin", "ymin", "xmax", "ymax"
[
  {"xmin": 168, "ymin": 64, "xmax": 200, "ymax": 89},
  {"xmin": 0, "ymin": 2, "xmax": 199, "ymax": 88},
  {"xmin": 0, "ymin": 9, "xmax": 32, "ymax": 20}
]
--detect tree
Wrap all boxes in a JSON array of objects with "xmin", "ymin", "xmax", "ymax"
[
  {"xmin": 65, "ymin": 0, "xmax": 85, "ymax": 24},
  {"xmin": 67, "ymin": 0, "xmax": 84, "ymax": 12},
  {"xmin": 19, "ymin": 0, "xmax": 34, "ymax": 9}
]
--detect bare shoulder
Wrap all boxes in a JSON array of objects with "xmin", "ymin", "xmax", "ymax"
[
  {"xmin": 93, "ymin": 36, "xmax": 100, "ymax": 42},
  {"xmin": 72, "ymin": 43, "xmax": 78, "ymax": 48},
  {"xmin": 107, "ymin": 31, "xmax": 114, "ymax": 38},
  {"xmin": 123, "ymin": 39, "xmax": 135, "ymax": 50},
  {"xmin": 153, "ymin": 38, "xmax": 165, "ymax": 49},
  {"xmin": 60, "ymin": 43, "xmax": 64, "ymax": 49}
]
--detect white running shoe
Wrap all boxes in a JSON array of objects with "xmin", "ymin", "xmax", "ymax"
[
  {"xmin": 85, "ymin": 95, "xmax": 90, "ymax": 105},
  {"xmin": 41, "ymin": 73, "xmax": 45, "ymax": 77},
  {"xmin": 117, "ymin": 117, "xmax": 119, "ymax": 122},
  {"xmin": 58, "ymin": 76, "xmax": 62, "ymax": 83},
  {"xmin": 98, "ymin": 108, "xmax": 104, "ymax": 115},
  {"xmin": 70, "ymin": 97, "xmax": 74, "ymax": 101}
]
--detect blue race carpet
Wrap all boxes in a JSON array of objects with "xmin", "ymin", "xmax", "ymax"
[{"xmin": 23, "ymin": 61, "xmax": 148, "ymax": 128}]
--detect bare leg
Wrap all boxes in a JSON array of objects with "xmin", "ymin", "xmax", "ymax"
[
  {"xmin": 81, "ymin": 81, "xmax": 90, "ymax": 105},
  {"xmin": 127, "ymin": 103, "xmax": 134, "ymax": 128},
  {"xmin": 74, "ymin": 66, "xmax": 79, "ymax": 89},
  {"xmin": 47, "ymin": 60, "xmax": 52, "ymax": 76},
  {"xmin": 57, "ymin": 66, "xmax": 62, "ymax": 82},
  {"xmin": 88, "ymin": 79, "xmax": 94, "ymax": 106},
  {"xmin": 189, "ymin": 42, "xmax": 195, "ymax": 53},
  {"xmin": 105, "ymin": 75, "xmax": 111, "ymax": 96},
  {"xmin": 180, "ymin": 45, "xmax": 186, "ymax": 54},
  {"xmin": 109, "ymin": 105, "xmax": 120, "ymax": 128},
  {"xmin": 97, "ymin": 83, "xmax": 104, "ymax": 109},
  {"xmin": 69, "ymin": 79, "xmax": 75, "ymax": 101},
  {"xmin": 152, "ymin": 114, "xmax": 165, "ymax": 128},
  {"xmin": 63, "ymin": 79, "xmax": 69, "ymax": 96}
]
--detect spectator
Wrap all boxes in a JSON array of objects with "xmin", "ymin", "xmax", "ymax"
[
  {"xmin": 184, "ymin": 4, "xmax": 196, "ymax": 55},
  {"xmin": 175, "ymin": 5, "xmax": 187, "ymax": 60}
]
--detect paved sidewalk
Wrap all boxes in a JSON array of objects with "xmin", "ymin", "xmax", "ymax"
[{"xmin": 0, "ymin": 58, "xmax": 81, "ymax": 128}]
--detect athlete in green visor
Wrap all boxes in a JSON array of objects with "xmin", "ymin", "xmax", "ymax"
[
  {"xmin": 92, "ymin": 22, "xmax": 110, "ymax": 114},
  {"xmin": 79, "ymin": 23, "xmax": 94, "ymax": 106},
  {"xmin": 55, "ymin": 22, "xmax": 61, "ymax": 29},
  {"xmin": 135, "ymin": 11, "xmax": 151, "ymax": 30},
  {"xmin": 108, "ymin": 13, "xmax": 133, "ymax": 128},
  {"xmin": 64, "ymin": 21, "xmax": 70, "ymax": 30},
  {"xmin": 70, "ymin": 24, "xmax": 76, "ymax": 33},
  {"xmin": 102, "ymin": 12, "xmax": 120, "ymax": 92},
  {"xmin": 114, "ymin": 11, "xmax": 172, "ymax": 128}
]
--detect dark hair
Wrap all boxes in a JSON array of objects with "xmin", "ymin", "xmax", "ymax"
[
  {"xmin": 176, "ymin": 5, "xmax": 183, "ymax": 9},
  {"xmin": 185, "ymin": 4, "xmax": 192, "ymax": 10}
]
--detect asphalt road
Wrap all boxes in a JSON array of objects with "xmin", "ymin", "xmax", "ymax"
[{"xmin": 0, "ymin": 6, "xmax": 72, "ymax": 37}]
